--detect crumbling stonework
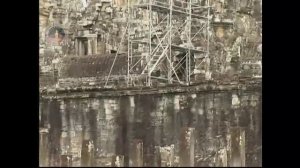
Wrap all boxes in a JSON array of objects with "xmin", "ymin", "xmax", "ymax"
[
  {"xmin": 40, "ymin": 0, "xmax": 262, "ymax": 167},
  {"xmin": 40, "ymin": 81, "xmax": 261, "ymax": 166},
  {"xmin": 39, "ymin": 0, "xmax": 262, "ymax": 88}
]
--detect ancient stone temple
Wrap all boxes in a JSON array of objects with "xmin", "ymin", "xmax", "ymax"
[{"xmin": 39, "ymin": 0, "xmax": 262, "ymax": 167}]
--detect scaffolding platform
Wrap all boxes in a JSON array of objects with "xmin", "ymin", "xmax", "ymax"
[
  {"xmin": 125, "ymin": 0, "xmax": 211, "ymax": 86},
  {"xmin": 133, "ymin": 2, "xmax": 208, "ymax": 19},
  {"xmin": 131, "ymin": 40, "xmax": 206, "ymax": 53}
]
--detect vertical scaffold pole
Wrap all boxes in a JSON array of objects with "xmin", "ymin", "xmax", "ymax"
[
  {"xmin": 189, "ymin": 0, "xmax": 192, "ymax": 85},
  {"xmin": 168, "ymin": 0, "xmax": 173, "ymax": 84},
  {"xmin": 206, "ymin": 0, "xmax": 210, "ymax": 79},
  {"xmin": 127, "ymin": 0, "xmax": 130, "ymax": 86}
]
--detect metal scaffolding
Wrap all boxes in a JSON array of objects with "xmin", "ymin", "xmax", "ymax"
[{"xmin": 127, "ymin": 0, "xmax": 211, "ymax": 87}]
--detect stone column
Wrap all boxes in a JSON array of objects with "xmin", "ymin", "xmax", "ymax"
[
  {"xmin": 229, "ymin": 127, "xmax": 246, "ymax": 167},
  {"xmin": 81, "ymin": 140, "xmax": 94, "ymax": 166},
  {"xmin": 216, "ymin": 148, "xmax": 228, "ymax": 167},
  {"xmin": 131, "ymin": 139, "xmax": 143, "ymax": 167},
  {"xmin": 240, "ymin": 129, "xmax": 246, "ymax": 166},
  {"xmin": 61, "ymin": 155, "xmax": 72, "ymax": 167},
  {"xmin": 39, "ymin": 128, "xmax": 49, "ymax": 167},
  {"xmin": 48, "ymin": 100, "xmax": 62, "ymax": 167},
  {"xmin": 75, "ymin": 39, "xmax": 78, "ymax": 56},
  {"xmin": 160, "ymin": 145, "xmax": 175, "ymax": 167},
  {"xmin": 94, "ymin": 37, "xmax": 98, "ymax": 54},
  {"xmin": 60, "ymin": 100, "xmax": 71, "ymax": 157},
  {"xmin": 153, "ymin": 146, "xmax": 161, "ymax": 167},
  {"xmin": 112, "ymin": 155, "xmax": 124, "ymax": 167},
  {"xmin": 78, "ymin": 40, "xmax": 83, "ymax": 56},
  {"xmin": 81, "ymin": 102, "xmax": 94, "ymax": 166},
  {"xmin": 40, "ymin": 15, "xmax": 48, "ymax": 43},
  {"xmin": 179, "ymin": 127, "xmax": 195, "ymax": 166},
  {"xmin": 88, "ymin": 38, "xmax": 92, "ymax": 55}
]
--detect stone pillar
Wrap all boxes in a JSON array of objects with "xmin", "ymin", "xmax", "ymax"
[
  {"xmin": 75, "ymin": 39, "xmax": 78, "ymax": 56},
  {"xmin": 61, "ymin": 155, "xmax": 72, "ymax": 167},
  {"xmin": 40, "ymin": 15, "xmax": 48, "ymax": 43},
  {"xmin": 88, "ymin": 38, "xmax": 92, "ymax": 55},
  {"xmin": 81, "ymin": 140, "xmax": 95, "ymax": 166},
  {"xmin": 240, "ymin": 129, "xmax": 246, "ymax": 166},
  {"xmin": 60, "ymin": 100, "xmax": 71, "ymax": 157},
  {"xmin": 131, "ymin": 139, "xmax": 143, "ymax": 167},
  {"xmin": 81, "ymin": 102, "xmax": 94, "ymax": 166},
  {"xmin": 112, "ymin": 155, "xmax": 124, "ymax": 167},
  {"xmin": 39, "ymin": 128, "xmax": 49, "ymax": 167},
  {"xmin": 78, "ymin": 40, "xmax": 83, "ymax": 56},
  {"xmin": 216, "ymin": 148, "xmax": 228, "ymax": 167},
  {"xmin": 94, "ymin": 37, "xmax": 98, "ymax": 54},
  {"xmin": 229, "ymin": 127, "xmax": 246, "ymax": 167},
  {"xmin": 160, "ymin": 145, "xmax": 175, "ymax": 167},
  {"xmin": 153, "ymin": 146, "xmax": 161, "ymax": 167},
  {"xmin": 48, "ymin": 100, "xmax": 62, "ymax": 167},
  {"xmin": 179, "ymin": 127, "xmax": 195, "ymax": 166}
]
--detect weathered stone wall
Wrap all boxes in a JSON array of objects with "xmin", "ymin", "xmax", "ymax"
[
  {"xmin": 40, "ymin": 65, "xmax": 59, "ymax": 88},
  {"xmin": 39, "ymin": 0, "xmax": 262, "ymax": 88},
  {"xmin": 39, "ymin": 1, "xmax": 262, "ymax": 166},
  {"xmin": 39, "ymin": 88, "xmax": 261, "ymax": 167}
]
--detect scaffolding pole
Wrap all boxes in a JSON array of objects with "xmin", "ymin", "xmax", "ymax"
[
  {"xmin": 168, "ymin": 0, "xmax": 173, "ymax": 84},
  {"xmin": 148, "ymin": 0, "xmax": 152, "ymax": 86},
  {"xmin": 127, "ymin": 0, "xmax": 130, "ymax": 86},
  {"xmin": 206, "ymin": 0, "xmax": 210, "ymax": 80},
  {"xmin": 127, "ymin": 0, "xmax": 210, "ymax": 87}
]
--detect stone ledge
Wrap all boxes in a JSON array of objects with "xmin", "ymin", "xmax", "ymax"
[{"xmin": 40, "ymin": 78, "xmax": 261, "ymax": 99}]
